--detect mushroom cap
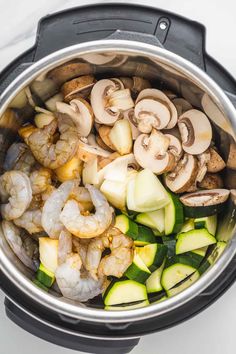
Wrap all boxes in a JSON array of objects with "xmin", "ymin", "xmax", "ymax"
[
  {"xmin": 198, "ymin": 173, "xmax": 223, "ymax": 190},
  {"xmin": 134, "ymin": 129, "xmax": 175, "ymax": 174},
  {"xmin": 90, "ymin": 79, "xmax": 120, "ymax": 125},
  {"xmin": 165, "ymin": 154, "xmax": 198, "ymax": 193},
  {"xmin": 207, "ymin": 148, "xmax": 226, "ymax": 172},
  {"xmin": 134, "ymin": 99, "xmax": 171, "ymax": 132},
  {"xmin": 180, "ymin": 189, "xmax": 230, "ymax": 207},
  {"xmin": 165, "ymin": 134, "xmax": 182, "ymax": 160},
  {"xmin": 47, "ymin": 61, "xmax": 92, "ymax": 86},
  {"xmin": 56, "ymin": 98, "xmax": 93, "ymax": 137},
  {"xmin": 178, "ymin": 109, "xmax": 212, "ymax": 155},
  {"xmin": 136, "ymin": 88, "xmax": 178, "ymax": 129},
  {"xmin": 62, "ymin": 75, "xmax": 95, "ymax": 102}
]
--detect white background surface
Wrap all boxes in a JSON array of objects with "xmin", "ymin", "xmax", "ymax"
[{"xmin": 0, "ymin": 1, "xmax": 235, "ymax": 353}]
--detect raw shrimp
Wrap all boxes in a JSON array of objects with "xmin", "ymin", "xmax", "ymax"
[
  {"xmin": 70, "ymin": 186, "xmax": 93, "ymax": 212},
  {"xmin": 56, "ymin": 229, "xmax": 104, "ymax": 301},
  {"xmin": 58, "ymin": 229, "xmax": 72, "ymax": 265},
  {"xmin": 2, "ymin": 220, "xmax": 39, "ymax": 271},
  {"xmin": 42, "ymin": 180, "xmax": 79, "ymax": 239},
  {"xmin": 14, "ymin": 209, "xmax": 43, "ymax": 234},
  {"xmin": 55, "ymin": 253, "xmax": 105, "ymax": 302},
  {"xmin": 86, "ymin": 227, "xmax": 134, "ymax": 280},
  {"xmin": 60, "ymin": 184, "xmax": 114, "ymax": 238},
  {"xmin": 73, "ymin": 237, "xmax": 89, "ymax": 268},
  {"xmin": 27, "ymin": 114, "xmax": 79, "ymax": 169},
  {"xmin": 0, "ymin": 171, "xmax": 32, "ymax": 220},
  {"xmin": 29, "ymin": 168, "xmax": 52, "ymax": 195},
  {"xmin": 4, "ymin": 143, "xmax": 36, "ymax": 175}
]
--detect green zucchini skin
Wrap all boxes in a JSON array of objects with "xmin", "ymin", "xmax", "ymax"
[
  {"xmin": 103, "ymin": 279, "xmax": 148, "ymax": 306},
  {"xmin": 165, "ymin": 193, "xmax": 184, "ymax": 235},
  {"xmin": 183, "ymin": 203, "xmax": 226, "ymax": 218}
]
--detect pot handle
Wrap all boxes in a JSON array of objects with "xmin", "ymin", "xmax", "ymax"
[
  {"xmin": 106, "ymin": 29, "xmax": 164, "ymax": 47},
  {"xmin": 4, "ymin": 298, "xmax": 139, "ymax": 354}
]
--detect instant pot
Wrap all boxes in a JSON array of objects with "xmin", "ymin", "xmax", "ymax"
[{"xmin": 0, "ymin": 4, "xmax": 236, "ymax": 354}]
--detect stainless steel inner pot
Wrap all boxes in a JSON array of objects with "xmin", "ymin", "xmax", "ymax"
[{"xmin": 0, "ymin": 39, "xmax": 235, "ymax": 324}]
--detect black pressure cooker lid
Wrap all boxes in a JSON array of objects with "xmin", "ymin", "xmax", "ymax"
[{"xmin": 0, "ymin": 4, "xmax": 236, "ymax": 354}]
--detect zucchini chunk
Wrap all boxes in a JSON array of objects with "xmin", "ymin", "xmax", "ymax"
[
  {"xmin": 36, "ymin": 263, "xmax": 55, "ymax": 287},
  {"xmin": 146, "ymin": 262, "xmax": 165, "ymax": 293},
  {"xmin": 136, "ymin": 243, "xmax": 167, "ymax": 271},
  {"xmin": 115, "ymin": 214, "xmax": 139, "ymax": 239},
  {"xmin": 125, "ymin": 252, "xmax": 151, "ymax": 283},
  {"xmin": 103, "ymin": 279, "xmax": 148, "ymax": 306},
  {"xmin": 167, "ymin": 272, "xmax": 200, "ymax": 297},
  {"xmin": 164, "ymin": 193, "xmax": 184, "ymax": 235},
  {"xmin": 176, "ymin": 229, "xmax": 216, "ymax": 254},
  {"xmin": 105, "ymin": 300, "xmax": 149, "ymax": 311},
  {"xmin": 194, "ymin": 215, "xmax": 217, "ymax": 235}
]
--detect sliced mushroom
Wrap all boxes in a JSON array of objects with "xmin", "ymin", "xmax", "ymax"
[
  {"xmin": 180, "ymin": 189, "xmax": 230, "ymax": 207},
  {"xmin": 134, "ymin": 129, "xmax": 176, "ymax": 174},
  {"xmin": 172, "ymin": 98, "xmax": 193, "ymax": 116},
  {"xmin": 123, "ymin": 109, "xmax": 140, "ymax": 140},
  {"xmin": 108, "ymin": 89, "xmax": 134, "ymax": 111},
  {"xmin": 178, "ymin": 109, "xmax": 212, "ymax": 155},
  {"xmin": 90, "ymin": 79, "xmax": 120, "ymax": 125},
  {"xmin": 196, "ymin": 150, "xmax": 211, "ymax": 183},
  {"xmin": 199, "ymin": 173, "xmax": 223, "ymax": 189},
  {"xmin": 207, "ymin": 148, "xmax": 226, "ymax": 172},
  {"xmin": 56, "ymin": 98, "xmax": 93, "ymax": 137},
  {"xmin": 96, "ymin": 135, "xmax": 114, "ymax": 152},
  {"xmin": 61, "ymin": 75, "xmax": 95, "ymax": 102},
  {"xmin": 165, "ymin": 154, "xmax": 198, "ymax": 193},
  {"xmin": 164, "ymin": 134, "xmax": 182, "ymax": 161},
  {"xmin": 47, "ymin": 61, "xmax": 92, "ymax": 86},
  {"xmin": 226, "ymin": 141, "xmax": 236, "ymax": 170},
  {"xmin": 135, "ymin": 88, "xmax": 178, "ymax": 130},
  {"xmin": 98, "ymin": 125, "xmax": 116, "ymax": 151}
]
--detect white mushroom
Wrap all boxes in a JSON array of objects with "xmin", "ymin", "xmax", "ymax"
[
  {"xmin": 164, "ymin": 134, "xmax": 182, "ymax": 161},
  {"xmin": 78, "ymin": 135, "xmax": 111, "ymax": 162},
  {"xmin": 165, "ymin": 154, "xmax": 198, "ymax": 193},
  {"xmin": 178, "ymin": 109, "xmax": 212, "ymax": 155},
  {"xmin": 56, "ymin": 98, "xmax": 93, "ymax": 137},
  {"xmin": 135, "ymin": 88, "xmax": 178, "ymax": 131},
  {"xmin": 61, "ymin": 75, "xmax": 95, "ymax": 102},
  {"xmin": 207, "ymin": 148, "xmax": 226, "ymax": 172},
  {"xmin": 90, "ymin": 79, "xmax": 134, "ymax": 125},
  {"xmin": 123, "ymin": 108, "xmax": 140, "ymax": 140},
  {"xmin": 134, "ymin": 129, "xmax": 176, "ymax": 174}
]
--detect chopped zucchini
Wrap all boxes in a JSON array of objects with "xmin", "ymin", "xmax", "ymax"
[
  {"xmin": 33, "ymin": 279, "xmax": 49, "ymax": 292},
  {"xmin": 146, "ymin": 262, "xmax": 165, "ymax": 293},
  {"xmin": 192, "ymin": 246, "xmax": 208, "ymax": 257},
  {"xmin": 208, "ymin": 241, "xmax": 226, "ymax": 265},
  {"xmin": 134, "ymin": 169, "xmax": 170, "ymax": 212},
  {"xmin": 164, "ymin": 193, "xmax": 184, "ymax": 235},
  {"xmin": 167, "ymin": 272, "xmax": 200, "ymax": 297},
  {"xmin": 36, "ymin": 263, "xmax": 55, "ymax": 287},
  {"xmin": 176, "ymin": 229, "xmax": 216, "ymax": 255},
  {"xmin": 134, "ymin": 226, "xmax": 156, "ymax": 246},
  {"xmin": 135, "ymin": 209, "xmax": 165, "ymax": 233},
  {"xmin": 136, "ymin": 243, "xmax": 167, "ymax": 271},
  {"xmin": 162, "ymin": 263, "xmax": 196, "ymax": 291},
  {"xmin": 162, "ymin": 236, "xmax": 176, "ymax": 258},
  {"xmin": 194, "ymin": 215, "xmax": 217, "ymax": 235},
  {"xmin": 115, "ymin": 214, "xmax": 139, "ymax": 239},
  {"xmin": 103, "ymin": 279, "xmax": 148, "ymax": 306},
  {"xmin": 39, "ymin": 238, "xmax": 58, "ymax": 273},
  {"xmin": 180, "ymin": 219, "xmax": 195, "ymax": 233},
  {"xmin": 125, "ymin": 252, "xmax": 151, "ymax": 283}
]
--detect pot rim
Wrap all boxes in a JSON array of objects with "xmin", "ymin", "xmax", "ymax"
[{"xmin": 0, "ymin": 39, "xmax": 236, "ymax": 323}]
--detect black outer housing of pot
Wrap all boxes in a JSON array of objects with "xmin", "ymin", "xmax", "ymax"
[{"xmin": 0, "ymin": 4, "xmax": 236, "ymax": 354}]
